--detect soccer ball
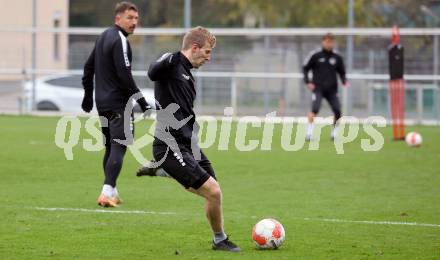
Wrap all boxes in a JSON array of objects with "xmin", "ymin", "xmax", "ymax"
[
  {"xmin": 405, "ymin": 132, "xmax": 422, "ymax": 147},
  {"xmin": 252, "ymin": 218, "xmax": 285, "ymax": 249}
]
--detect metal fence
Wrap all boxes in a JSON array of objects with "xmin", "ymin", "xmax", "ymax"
[{"xmin": 0, "ymin": 28, "xmax": 439, "ymax": 123}]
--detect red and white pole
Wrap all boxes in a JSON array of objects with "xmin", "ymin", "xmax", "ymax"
[{"xmin": 389, "ymin": 26, "xmax": 405, "ymax": 140}]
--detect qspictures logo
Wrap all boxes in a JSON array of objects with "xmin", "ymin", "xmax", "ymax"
[{"xmin": 54, "ymin": 96, "xmax": 387, "ymax": 165}]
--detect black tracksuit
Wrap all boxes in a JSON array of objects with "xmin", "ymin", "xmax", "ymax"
[
  {"xmin": 303, "ymin": 48, "xmax": 346, "ymax": 116},
  {"xmin": 148, "ymin": 51, "xmax": 215, "ymax": 190},
  {"xmin": 81, "ymin": 25, "xmax": 150, "ymax": 188}
]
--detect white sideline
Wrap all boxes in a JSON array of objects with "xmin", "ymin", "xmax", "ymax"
[
  {"xmin": 33, "ymin": 207, "xmax": 440, "ymax": 228},
  {"xmin": 303, "ymin": 217, "xmax": 440, "ymax": 228},
  {"xmin": 34, "ymin": 207, "xmax": 177, "ymax": 215}
]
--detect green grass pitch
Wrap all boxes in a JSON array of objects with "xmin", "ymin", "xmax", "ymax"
[{"xmin": 0, "ymin": 115, "xmax": 439, "ymax": 259}]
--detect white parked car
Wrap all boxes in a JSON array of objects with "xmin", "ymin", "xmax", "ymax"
[{"xmin": 24, "ymin": 74, "xmax": 155, "ymax": 113}]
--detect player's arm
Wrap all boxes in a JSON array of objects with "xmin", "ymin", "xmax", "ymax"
[
  {"xmin": 303, "ymin": 53, "xmax": 316, "ymax": 90},
  {"xmin": 336, "ymin": 56, "xmax": 348, "ymax": 86},
  {"xmin": 112, "ymin": 39, "xmax": 151, "ymax": 112},
  {"xmin": 81, "ymin": 45, "xmax": 95, "ymax": 113},
  {"xmin": 148, "ymin": 52, "xmax": 179, "ymax": 81}
]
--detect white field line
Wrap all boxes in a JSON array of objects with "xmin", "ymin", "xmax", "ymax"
[
  {"xmin": 33, "ymin": 207, "xmax": 177, "ymax": 215},
  {"xmin": 302, "ymin": 217, "xmax": 440, "ymax": 228},
  {"xmin": 33, "ymin": 207, "xmax": 440, "ymax": 228}
]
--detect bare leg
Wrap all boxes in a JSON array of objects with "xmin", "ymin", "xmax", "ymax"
[
  {"xmin": 189, "ymin": 177, "xmax": 223, "ymax": 233},
  {"xmin": 188, "ymin": 177, "xmax": 240, "ymax": 251}
]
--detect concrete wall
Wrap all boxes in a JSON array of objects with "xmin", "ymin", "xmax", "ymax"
[{"xmin": 0, "ymin": 0, "xmax": 68, "ymax": 80}]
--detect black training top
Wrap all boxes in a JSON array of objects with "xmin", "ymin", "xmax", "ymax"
[
  {"xmin": 148, "ymin": 51, "xmax": 197, "ymax": 147},
  {"xmin": 303, "ymin": 48, "xmax": 346, "ymax": 91},
  {"xmin": 82, "ymin": 25, "xmax": 150, "ymax": 112}
]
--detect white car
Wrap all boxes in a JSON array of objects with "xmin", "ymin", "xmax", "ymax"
[{"xmin": 24, "ymin": 74, "xmax": 155, "ymax": 113}]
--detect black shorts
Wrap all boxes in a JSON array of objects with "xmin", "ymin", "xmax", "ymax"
[
  {"xmin": 311, "ymin": 90, "xmax": 341, "ymax": 115},
  {"xmin": 99, "ymin": 110, "xmax": 134, "ymax": 146},
  {"xmin": 153, "ymin": 145, "xmax": 216, "ymax": 190}
]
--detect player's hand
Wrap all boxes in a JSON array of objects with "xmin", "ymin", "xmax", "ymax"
[
  {"xmin": 141, "ymin": 103, "xmax": 152, "ymax": 112},
  {"xmin": 343, "ymin": 81, "xmax": 350, "ymax": 88},
  {"xmin": 307, "ymin": 83, "xmax": 315, "ymax": 91},
  {"xmin": 81, "ymin": 94, "xmax": 93, "ymax": 113},
  {"xmin": 142, "ymin": 106, "xmax": 153, "ymax": 119},
  {"xmin": 141, "ymin": 103, "xmax": 153, "ymax": 118}
]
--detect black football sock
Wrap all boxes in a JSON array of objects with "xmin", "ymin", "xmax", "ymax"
[
  {"xmin": 104, "ymin": 144, "xmax": 127, "ymax": 187},
  {"xmin": 102, "ymin": 144, "xmax": 111, "ymax": 172}
]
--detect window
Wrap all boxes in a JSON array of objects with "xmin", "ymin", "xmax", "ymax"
[{"xmin": 53, "ymin": 11, "xmax": 61, "ymax": 61}]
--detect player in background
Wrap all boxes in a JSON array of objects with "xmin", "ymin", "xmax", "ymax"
[
  {"xmin": 81, "ymin": 2, "xmax": 151, "ymax": 207},
  {"xmin": 140, "ymin": 27, "xmax": 240, "ymax": 252},
  {"xmin": 303, "ymin": 33, "xmax": 348, "ymax": 141}
]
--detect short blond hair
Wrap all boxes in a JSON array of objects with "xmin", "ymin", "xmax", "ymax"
[{"xmin": 182, "ymin": 26, "xmax": 216, "ymax": 50}]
